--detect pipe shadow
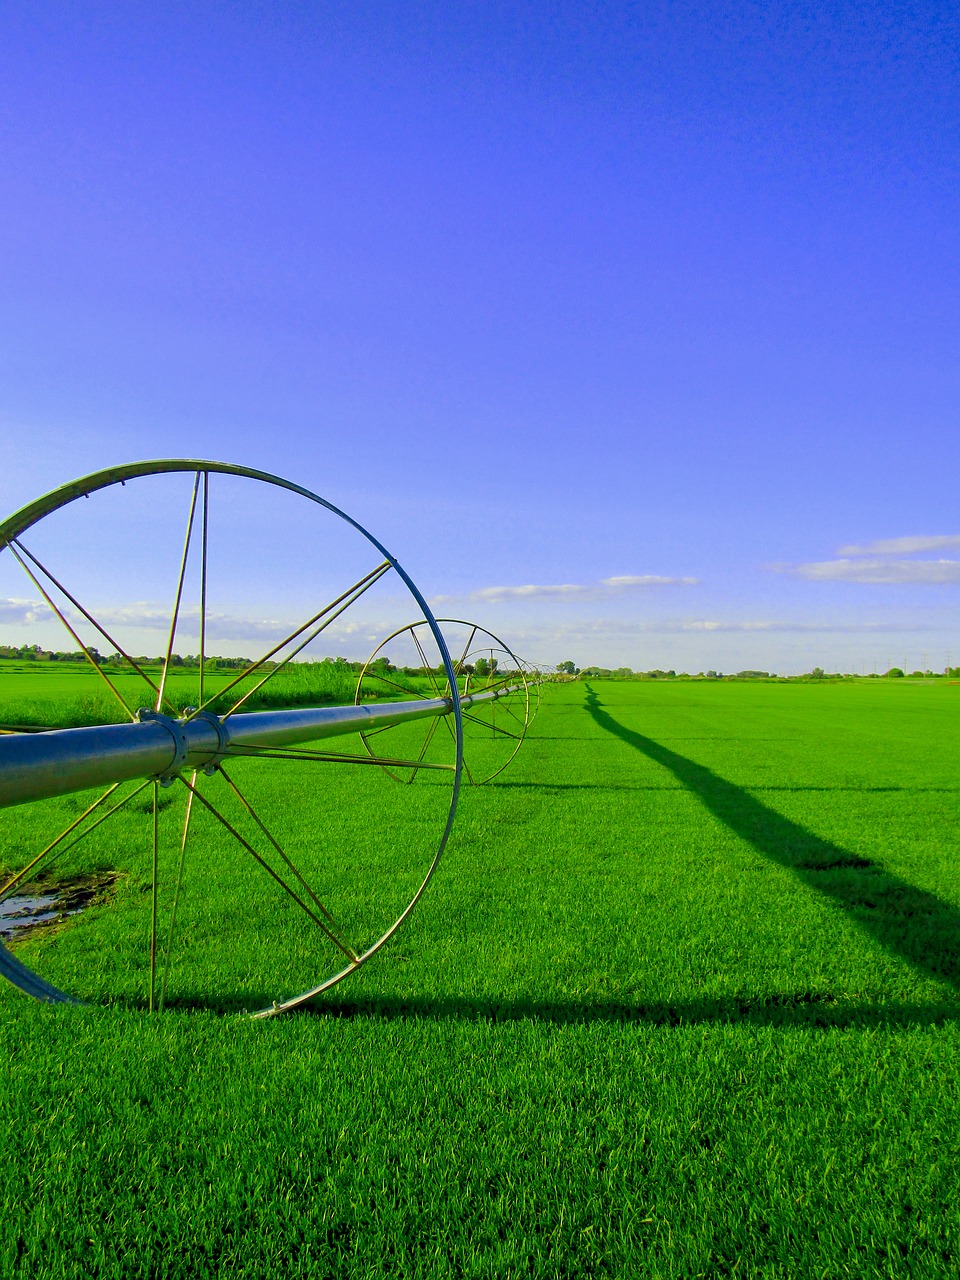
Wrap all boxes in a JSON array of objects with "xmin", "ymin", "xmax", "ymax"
[
  {"xmin": 158, "ymin": 991, "xmax": 960, "ymax": 1029},
  {"xmin": 489, "ymin": 781, "xmax": 684, "ymax": 792},
  {"xmin": 582, "ymin": 685, "xmax": 960, "ymax": 992},
  {"xmin": 489, "ymin": 781, "xmax": 958, "ymax": 795}
]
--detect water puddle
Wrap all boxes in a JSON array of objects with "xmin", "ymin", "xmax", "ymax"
[{"xmin": 0, "ymin": 876, "xmax": 117, "ymax": 942}]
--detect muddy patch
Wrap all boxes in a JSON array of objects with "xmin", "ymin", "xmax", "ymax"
[{"xmin": 0, "ymin": 874, "xmax": 119, "ymax": 942}]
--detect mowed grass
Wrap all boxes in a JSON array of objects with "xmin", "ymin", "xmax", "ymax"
[
  {"xmin": 0, "ymin": 657, "xmax": 361, "ymax": 728},
  {"xmin": 2, "ymin": 679, "xmax": 960, "ymax": 1276}
]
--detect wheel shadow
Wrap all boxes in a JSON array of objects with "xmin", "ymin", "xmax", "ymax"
[
  {"xmin": 159, "ymin": 991, "xmax": 960, "ymax": 1028},
  {"xmin": 581, "ymin": 684, "xmax": 960, "ymax": 994}
]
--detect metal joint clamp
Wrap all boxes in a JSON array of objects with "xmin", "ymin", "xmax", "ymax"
[
  {"xmin": 187, "ymin": 709, "xmax": 229, "ymax": 776},
  {"xmin": 137, "ymin": 709, "xmax": 190, "ymax": 786}
]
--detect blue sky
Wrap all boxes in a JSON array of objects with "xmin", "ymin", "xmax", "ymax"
[{"xmin": 1, "ymin": 1, "xmax": 958, "ymax": 673}]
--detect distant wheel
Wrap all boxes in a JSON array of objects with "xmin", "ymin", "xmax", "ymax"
[
  {"xmin": 0, "ymin": 460, "xmax": 463, "ymax": 1015},
  {"xmin": 519, "ymin": 658, "xmax": 543, "ymax": 724},
  {"xmin": 356, "ymin": 619, "xmax": 529, "ymax": 786}
]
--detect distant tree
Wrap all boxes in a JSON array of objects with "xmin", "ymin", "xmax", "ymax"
[
  {"xmin": 884, "ymin": 667, "xmax": 905, "ymax": 678},
  {"xmin": 809, "ymin": 667, "xmax": 825, "ymax": 680},
  {"xmin": 556, "ymin": 660, "xmax": 578, "ymax": 675}
]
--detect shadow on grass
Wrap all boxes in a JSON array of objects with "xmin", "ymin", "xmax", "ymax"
[
  {"xmin": 582, "ymin": 684, "xmax": 960, "ymax": 993},
  {"xmin": 491, "ymin": 781, "xmax": 960, "ymax": 794},
  {"xmin": 159, "ymin": 991, "xmax": 960, "ymax": 1028}
]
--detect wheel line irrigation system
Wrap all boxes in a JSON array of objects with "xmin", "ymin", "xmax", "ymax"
[{"xmin": 0, "ymin": 460, "xmax": 544, "ymax": 1016}]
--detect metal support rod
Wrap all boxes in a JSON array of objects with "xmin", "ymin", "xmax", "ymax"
[{"xmin": 0, "ymin": 685, "xmax": 518, "ymax": 810}]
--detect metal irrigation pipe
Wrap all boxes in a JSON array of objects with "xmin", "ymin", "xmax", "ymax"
[{"xmin": 0, "ymin": 685, "xmax": 518, "ymax": 810}]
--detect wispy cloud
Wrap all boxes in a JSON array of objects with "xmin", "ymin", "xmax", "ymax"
[
  {"xmin": 430, "ymin": 574, "xmax": 698, "ymax": 606},
  {"xmin": 674, "ymin": 618, "xmax": 925, "ymax": 633},
  {"xmin": 0, "ymin": 597, "xmax": 45, "ymax": 625},
  {"xmin": 488, "ymin": 615, "xmax": 937, "ymax": 666},
  {"xmin": 0, "ymin": 598, "xmax": 318, "ymax": 644},
  {"xmin": 95, "ymin": 605, "xmax": 294, "ymax": 641},
  {"xmin": 776, "ymin": 532, "xmax": 960, "ymax": 585},
  {"xmin": 837, "ymin": 534, "xmax": 960, "ymax": 556},
  {"xmin": 590, "ymin": 618, "xmax": 928, "ymax": 635},
  {"xmin": 792, "ymin": 559, "xmax": 960, "ymax": 584},
  {"xmin": 0, "ymin": 597, "xmax": 421, "ymax": 658},
  {"xmin": 600, "ymin": 574, "xmax": 696, "ymax": 588}
]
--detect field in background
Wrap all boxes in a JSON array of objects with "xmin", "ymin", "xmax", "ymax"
[
  {"xmin": 0, "ymin": 656, "xmax": 363, "ymax": 727},
  {"xmin": 2, "ymin": 677, "xmax": 959, "ymax": 1276}
]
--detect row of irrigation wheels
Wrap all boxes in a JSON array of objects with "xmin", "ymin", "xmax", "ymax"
[{"xmin": 0, "ymin": 461, "xmax": 544, "ymax": 1016}]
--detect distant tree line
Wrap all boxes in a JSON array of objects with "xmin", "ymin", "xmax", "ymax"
[
  {"xmin": 559, "ymin": 660, "xmax": 960, "ymax": 682},
  {"xmin": 0, "ymin": 644, "xmax": 255, "ymax": 669},
  {"xmin": 0, "ymin": 645, "xmax": 520, "ymax": 680},
  {"xmin": 4, "ymin": 645, "xmax": 956, "ymax": 682}
]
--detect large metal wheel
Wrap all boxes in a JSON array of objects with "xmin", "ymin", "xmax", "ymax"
[
  {"xmin": 356, "ymin": 620, "xmax": 529, "ymax": 786},
  {"xmin": 0, "ymin": 461, "xmax": 463, "ymax": 1016}
]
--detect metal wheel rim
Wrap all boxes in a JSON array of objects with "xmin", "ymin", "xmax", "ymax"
[
  {"xmin": 0, "ymin": 459, "xmax": 463, "ymax": 1016},
  {"xmin": 356, "ymin": 618, "xmax": 529, "ymax": 786}
]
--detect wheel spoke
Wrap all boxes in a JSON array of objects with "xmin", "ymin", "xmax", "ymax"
[
  {"xmin": 223, "ymin": 744, "xmax": 456, "ymax": 771},
  {"xmin": 191, "ymin": 559, "xmax": 392, "ymax": 720},
  {"xmin": 6, "ymin": 542, "xmax": 137, "ymax": 721},
  {"xmin": 463, "ymin": 709, "xmax": 520, "ymax": 740},
  {"xmin": 10, "ymin": 539, "xmax": 166, "ymax": 709},
  {"xmin": 149, "ymin": 782, "xmax": 159, "ymax": 1013},
  {"xmin": 454, "ymin": 625, "xmax": 478, "ymax": 676},
  {"xmin": 0, "ymin": 782, "xmax": 127, "ymax": 902},
  {"xmin": 158, "ymin": 769, "xmax": 199, "ymax": 1011},
  {"xmin": 217, "ymin": 766, "xmax": 345, "ymax": 932},
  {"xmin": 156, "ymin": 473, "xmax": 202, "ymax": 714},
  {"xmin": 358, "ymin": 671, "xmax": 429, "ymax": 701},
  {"xmin": 404, "ymin": 715, "xmax": 442, "ymax": 785},
  {"xmin": 410, "ymin": 628, "xmax": 443, "ymax": 695},
  {"xmin": 360, "ymin": 720, "xmax": 408, "ymax": 740},
  {"xmin": 198, "ymin": 471, "xmax": 209, "ymax": 710},
  {"xmin": 497, "ymin": 697, "xmax": 528, "ymax": 730},
  {"xmin": 222, "ymin": 564, "xmax": 394, "ymax": 717},
  {"xmin": 176, "ymin": 773, "xmax": 359, "ymax": 962},
  {"xmin": 468, "ymin": 669, "xmax": 517, "ymax": 699},
  {"xmin": 460, "ymin": 750, "xmax": 476, "ymax": 787},
  {"xmin": 435, "ymin": 708, "xmax": 473, "ymax": 784}
]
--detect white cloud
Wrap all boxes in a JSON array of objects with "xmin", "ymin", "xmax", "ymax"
[
  {"xmin": 0, "ymin": 598, "xmax": 352, "ymax": 645},
  {"xmin": 838, "ymin": 534, "xmax": 960, "ymax": 556},
  {"xmin": 491, "ymin": 617, "xmax": 930, "ymax": 649},
  {"xmin": 0, "ymin": 597, "xmax": 45, "ymax": 625},
  {"xmin": 601, "ymin": 574, "xmax": 698, "ymax": 587},
  {"xmin": 774, "ymin": 532, "xmax": 960, "ymax": 585},
  {"xmin": 793, "ymin": 558, "xmax": 960, "ymax": 585},
  {"xmin": 473, "ymin": 583, "xmax": 591, "ymax": 602},
  {"xmin": 122, "ymin": 606, "xmax": 293, "ymax": 641},
  {"xmin": 483, "ymin": 614, "xmax": 941, "ymax": 674},
  {"xmin": 430, "ymin": 574, "xmax": 698, "ymax": 606}
]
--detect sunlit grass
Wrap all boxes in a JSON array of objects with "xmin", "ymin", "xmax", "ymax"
[{"xmin": 2, "ymin": 678, "xmax": 959, "ymax": 1276}]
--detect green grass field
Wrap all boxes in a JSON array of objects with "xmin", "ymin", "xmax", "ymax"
[
  {"xmin": 0, "ymin": 656, "xmax": 362, "ymax": 728},
  {"xmin": 2, "ymin": 677, "xmax": 959, "ymax": 1276}
]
